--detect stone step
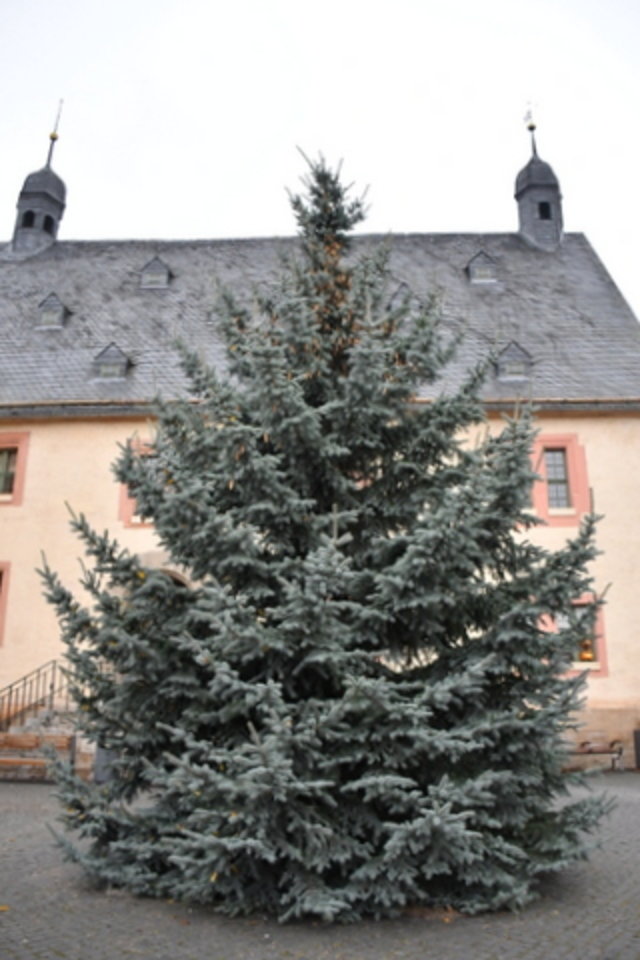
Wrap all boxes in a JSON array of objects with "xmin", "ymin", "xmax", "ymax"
[
  {"xmin": 0, "ymin": 732, "xmax": 75, "ymax": 751},
  {"xmin": 0, "ymin": 732, "xmax": 76, "ymax": 781},
  {"xmin": 0, "ymin": 755, "xmax": 49, "ymax": 768}
]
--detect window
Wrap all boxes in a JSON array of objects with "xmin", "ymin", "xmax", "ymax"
[
  {"xmin": 386, "ymin": 281, "xmax": 422, "ymax": 314},
  {"xmin": 0, "ymin": 449, "xmax": 17, "ymax": 495},
  {"xmin": 119, "ymin": 483, "xmax": 153, "ymax": 528},
  {"xmin": 97, "ymin": 362, "xmax": 126, "ymax": 378},
  {"xmin": 140, "ymin": 256, "xmax": 171, "ymax": 290},
  {"xmin": 37, "ymin": 293, "xmax": 68, "ymax": 329},
  {"xmin": 548, "ymin": 594, "xmax": 607, "ymax": 675},
  {"xmin": 495, "ymin": 341, "xmax": 532, "ymax": 382},
  {"xmin": 0, "ymin": 433, "xmax": 29, "ymax": 506},
  {"xmin": 92, "ymin": 344, "xmax": 131, "ymax": 380},
  {"xmin": 574, "ymin": 602, "xmax": 599, "ymax": 663},
  {"xmin": 467, "ymin": 250, "xmax": 497, "ymax": 285},
  {"xmin": 538, "ymin": 201, "xmax": 552, "ymax": 220},
  {"xmin": 0, "ymin": 563, "xmax": 10, "ymax": 646},
  {"xmin": 544, "ymin": 449, "xmax": 570, "ymax": 507},
  {"xmin": 119, "ymin": 439, "xmax": 154, "ymax": 528},
  {"xmin": 43, "ymin": 215, "xmax": 55, "ymax": 235},
  {"xmin": 502, "ymin": 361, "xmax": 527, "ymax": 377},
  {"xmin": 555, "ymin": 604, "xmax": 593, "ymax": 661},
  {"xmin": 530, "ymin": 434, "xmax": 589, "ymax": 527},
  {"xmin": 21, "ymin": 210, "xmax": 35, "ymax": 228}
]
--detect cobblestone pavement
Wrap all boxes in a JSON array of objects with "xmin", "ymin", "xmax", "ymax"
[{"xmin": 1, "ymin": 775, "xmax": 639, "ymax": 960}]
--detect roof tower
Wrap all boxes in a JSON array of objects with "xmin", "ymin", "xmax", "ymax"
[
  {"xmin": 12, "ymin": 104, "xmax": 66, "ymax": 254},
  {"xmin": 515, "ymin": 119, "xmax": 563, "ymax": 251}
]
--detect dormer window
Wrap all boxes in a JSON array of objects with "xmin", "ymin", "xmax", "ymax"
[
  {"xmin": 495, "ymin": 341, "xmax": 533, "ymax": 382},
  {"xmin": 386, "ymin": 281, "xmax": 422, "ymax": 315},
  {"xmin": 92, "ymin": 343, "xmax": 131, "ymax": 380},
  {"xmin": 37, "ymin": 293, "xmax": 68, "ymax": 329},
  {"xmin": 140, "ymin": 256, "xmax": 171, "ymax": 289},
  {"xmin": 466, "ymin": 251, "xmax": 497, "ymax": 285},
  {"xmin": 21, "ymin": 210, "xmax": 35, "ymax": 229}
]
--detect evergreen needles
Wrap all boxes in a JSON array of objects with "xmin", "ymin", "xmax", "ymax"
[{"xmin": 41, "ymin": 157, "xmax": 607, "ymax": 922}]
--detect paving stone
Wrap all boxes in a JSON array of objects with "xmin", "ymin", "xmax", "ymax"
[{"xmin": 1, "ymin": 775, "xmax": 639, "ymax": 960}]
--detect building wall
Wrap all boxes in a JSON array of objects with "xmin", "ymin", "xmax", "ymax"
[
  {"xmin": 487, "ymin": 410, "xmax": 640, "ymax": 759},
  {"xmin": 2, "ymin": 409, "xmax": 639, "ymax": 758},
  {"xmin": 0, "ymin": 416, "xmax": 157, "ymax": 688}
]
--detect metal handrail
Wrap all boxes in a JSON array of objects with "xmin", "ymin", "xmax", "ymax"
[{"xmin": 0, "ymin": 659, "xmax": 71, "ymax": 731}]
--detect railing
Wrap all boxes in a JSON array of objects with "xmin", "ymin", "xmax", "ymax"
[{"xmin": 0, "ymin": 660, "xmax": 71, "ymax": 731}]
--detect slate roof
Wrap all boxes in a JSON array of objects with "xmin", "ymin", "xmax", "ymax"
[{"xmin": 1, "ymin": 230, "xmax": 639, "ymax": 417}]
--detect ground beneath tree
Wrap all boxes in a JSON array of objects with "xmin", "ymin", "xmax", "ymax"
[{"xmin": 1, "ymin": 774, "xmax": 639, "ymax": 960}]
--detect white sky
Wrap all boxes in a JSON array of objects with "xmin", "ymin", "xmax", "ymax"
[{"xmin": 2, "ymin": 0, "xmax": 640, "ymax": 314}]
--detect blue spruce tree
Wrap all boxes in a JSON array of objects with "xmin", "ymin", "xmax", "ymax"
[{"xmin": 42, "ymin": 158, "xmax": 607, "ymax": 921}]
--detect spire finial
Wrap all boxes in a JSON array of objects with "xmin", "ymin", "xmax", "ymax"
[
  {"xmin": 46, "ymin": 100, "xmax": 63, "ymax": 167},
  {"xmin": 524, "ymin": 105, "xmax": 538, "ymax": 157}
]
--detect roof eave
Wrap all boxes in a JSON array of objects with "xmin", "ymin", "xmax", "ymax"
[
  {"xmin": 0, "ymin": 400, "xmax": 160, "ymax": 421},
  {"xmin": 3, "ymin": 395, "xmax": 640, "ymax": 423},
  {"xmin": 412, "ymin": 397, "xmax": 640, "ymax": 414}
]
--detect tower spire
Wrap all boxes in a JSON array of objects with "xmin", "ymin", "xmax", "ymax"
[
  {"xmin": 524, "ymin": 106, "xmax": 538, "ymax": 157},
  {"xmin": 46, "ymin": 100, "xmax": 63, "ymax": 168}
]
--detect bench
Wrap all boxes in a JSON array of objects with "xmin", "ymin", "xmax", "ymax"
[{"xmin": 571, "ymin": 733, "xmax": 624, "ymax": 771}]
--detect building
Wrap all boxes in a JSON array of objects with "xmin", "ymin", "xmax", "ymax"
[{"xmin": 1, "ymin": 129, "xmax": 640, "ymax": 758}]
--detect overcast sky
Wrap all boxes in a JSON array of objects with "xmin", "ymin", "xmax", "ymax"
[{"xmin": 2, "ymin": 0, "xmax": 640, "ymax": 314}]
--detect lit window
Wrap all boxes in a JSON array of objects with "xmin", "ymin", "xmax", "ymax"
[
  {"xmin": 0, "ymin": 433, "xmax": 29, "ymax": 506},
  {"xmin": 552, "ymin": 594, "xmax": 606, "ymax": 671},
  {"xmin": 530, "ymin": 434, "xmax": 589, "ymax": 527},
  {"xmin": 555, "ymin": 604, "xmax": 594, "ymax": 661},
  {"xmin": 577, "ymin": 626, "xmax": 598, "ymax": 662}
]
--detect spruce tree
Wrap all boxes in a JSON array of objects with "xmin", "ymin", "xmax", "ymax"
[{"xmin": 42, "ymin": 158, "xmax": 608, "ymax": 922}]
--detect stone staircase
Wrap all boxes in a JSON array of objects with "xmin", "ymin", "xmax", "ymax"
[
  {"xmin": 0, "ymin": 661, "xmax": 93, "ymax": 781},
  {"xmin": 0, "ymin": 730, "xmax": 76, "ymax": 781},
  {"xmin": 0, "ymin": 659, "xmax": 72, "ymax": 729}
]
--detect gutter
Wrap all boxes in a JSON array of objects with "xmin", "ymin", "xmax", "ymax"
[{"xmin": 3, "ymin": 396, "xmax": 640, "ymax": 422}]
